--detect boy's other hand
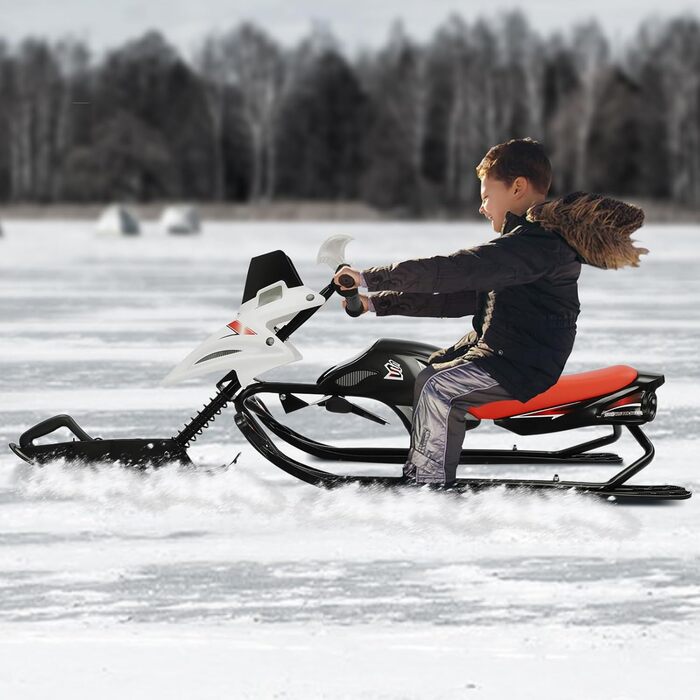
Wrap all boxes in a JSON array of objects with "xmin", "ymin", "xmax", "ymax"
[
  {"xmin": 333, "ymin": 267, "xmax": 362, "ymax": 290},
  {"xmin": 341, "ymin": 294, "xmax": 370, "ymax": 315}
]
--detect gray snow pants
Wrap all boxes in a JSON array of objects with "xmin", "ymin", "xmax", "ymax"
[{"xmin": 404, "ymin": 361, "xmax": 515, "ymax": 485}]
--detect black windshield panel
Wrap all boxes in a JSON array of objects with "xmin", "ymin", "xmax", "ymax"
[{"xmin": 241, "ymin": 250, "xmax": 304, "ymax": 305}]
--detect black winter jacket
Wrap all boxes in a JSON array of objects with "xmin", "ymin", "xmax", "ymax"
[{"xmin": 362, "ymin": 193, "xmax": 648, "ymax": 403}]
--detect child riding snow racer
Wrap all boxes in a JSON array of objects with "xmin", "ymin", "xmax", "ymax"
[{"xmin": 333, "ymin": 137, "xmax": 648, "ymax": 486}]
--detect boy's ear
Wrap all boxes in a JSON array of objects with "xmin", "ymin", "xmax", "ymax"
[{"xmin": 512, "ymin": 176, "xmax": 528, "ymax": 197}]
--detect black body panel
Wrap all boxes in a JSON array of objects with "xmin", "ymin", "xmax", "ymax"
[{"xmin": 317, "ymin": 338, "xmax": 438, "ymax": 406}]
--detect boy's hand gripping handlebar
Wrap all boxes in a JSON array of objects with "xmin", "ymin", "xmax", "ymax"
[
  {"xmin": 335, "ymin": 266, "xmax": 364, "ymax": 318},
  {"xmin": 316, "ymin": 235, "xmax": 365, "ymax": 318}
]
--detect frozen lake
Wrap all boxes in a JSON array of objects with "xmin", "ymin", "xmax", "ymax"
[{"xmin": 0, "ymin": 220, "xmax": 699, "ymax": 697}]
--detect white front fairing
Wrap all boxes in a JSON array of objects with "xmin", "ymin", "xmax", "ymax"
[{"xmin": 162, "ymin": 281, "xmax": 324, "ymax": 388}]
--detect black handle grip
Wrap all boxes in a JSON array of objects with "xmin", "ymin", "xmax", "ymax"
[
  {"xmin": 19, "ymin": 414, "xmax": 93, "ymax": 449},
  {"xmin": 334, "ymin": 265, "xmax": 364, "ymax": 318},
  {"xmin": 343, "ymin": 293, "xmax": 364, "ymax": 318}
]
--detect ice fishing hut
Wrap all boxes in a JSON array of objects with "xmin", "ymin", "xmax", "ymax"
[
  {"xmin": 159, "ymin": 205, "xmax": 201, "ymax": 235},
  {"xmin": 96, "ymin": 205, "xmax": 140, "ymax": 236}
]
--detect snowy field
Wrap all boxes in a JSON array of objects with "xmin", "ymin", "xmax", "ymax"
[{"xmin": 0, "ymin": 220, "xmax": 699, "ymax": 698}]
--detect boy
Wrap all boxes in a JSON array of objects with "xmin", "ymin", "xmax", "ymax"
[{"xmin": 334, "ymin": 137, "xmax": 647, "ymax": 486}]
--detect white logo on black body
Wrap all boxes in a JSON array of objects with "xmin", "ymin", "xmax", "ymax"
[{"xmin": 384, "ymin": 359, "xmax": 403, "ymax": 381}]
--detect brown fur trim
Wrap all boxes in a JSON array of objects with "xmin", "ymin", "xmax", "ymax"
[{"xmin": 526, "ymin": 192, "xmax": 648, "ymax": 269}]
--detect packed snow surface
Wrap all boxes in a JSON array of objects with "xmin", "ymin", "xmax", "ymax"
[{"xmin": 0, "ymin": 220, "xmax": 698, "ymax": 698}]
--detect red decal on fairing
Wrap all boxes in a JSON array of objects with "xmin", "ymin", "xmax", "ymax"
[{"xmin": 227, "ymin": 320, "xmax": 257, "ymax": 335}]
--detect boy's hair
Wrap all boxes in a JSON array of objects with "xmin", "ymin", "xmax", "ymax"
[{"xmin": 476, "ymin": 138, "xmax": 552, "ymax": 194}]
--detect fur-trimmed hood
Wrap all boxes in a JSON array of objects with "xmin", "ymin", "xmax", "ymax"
[{"xmin": 525, "ymin": 192, "xmax": 648, "ymax": 269}]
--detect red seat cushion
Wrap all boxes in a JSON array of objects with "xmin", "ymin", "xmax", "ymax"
[{"xmin": 470, "ymin": 365, "xmax": 638, "ymax": 420}]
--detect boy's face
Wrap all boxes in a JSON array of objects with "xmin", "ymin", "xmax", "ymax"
[{"xmin": 479, "ymin": 174, "xmax": 518, "ymax": 233}]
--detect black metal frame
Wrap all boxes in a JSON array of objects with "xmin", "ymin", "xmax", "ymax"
[
  {"xmin": 232, "ymin": 384, "xmax": 691, "ymax": 501},
  {"xmin": 240, "ymin": 382, "xmax": 624, "ymax": 465}
]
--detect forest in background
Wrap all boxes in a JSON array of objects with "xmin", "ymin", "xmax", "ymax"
[{"xmin": 0, "ymin": 11, "xmax": 699, "ymax": 216}]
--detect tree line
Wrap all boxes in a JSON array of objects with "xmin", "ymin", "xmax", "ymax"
[{"xmin": 0, "ymin": 12, "xmax": 699, "ymax": 214}]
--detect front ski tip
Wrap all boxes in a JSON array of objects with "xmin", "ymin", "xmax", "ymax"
[{"xmin": 9, "ymin": 442, "xmax": 32, "ymax": 464}]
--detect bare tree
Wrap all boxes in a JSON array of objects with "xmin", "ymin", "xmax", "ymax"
[
  {"xmin": 569, "ymin": 21, "xmax": 610, "ymax": 190},
  {"xmin": 221, "ymin": 23, "xmax": 285, "ymax": 201},
  {"xmin": 0, "ymin": 40, "xmax": 12, "ymax": 198},
  {"xmin": 8, "ymin": 39, "xmax": 64, "ymax": 201},
  {"xmin": 658, "ymin": 19, "xmax": 700, "ymax": 206},
  {"xmin": 193, "ymin": 35, "xmax": 229, "ymax": 200},
  {"xmin": 52, "ymin": 39, "xmax": 91, "ymax": 200},
  {"xmin": 496, "ymin": 11, "xmax": 546, "ymax": 140},
  {"xmin": 426, "ymin": 15, "xmax": 472, "ymax": 203},
  {"xmin": 379, "ymin": 22, "xmax": 428, "ymax": 177},
  {"xmin": 443, "ymin": 17, "xmax": 468, "ymax": 202},
  {"xmin": 356, "ymin": 20, "xmax": 430, "ymax": 207},
  {"xmin": 429, "ymin": 15, "xmax": 501, "ymax": 204}
]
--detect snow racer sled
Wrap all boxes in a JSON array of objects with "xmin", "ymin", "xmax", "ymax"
[{"xmin": 9, "ymin": 236, "xmax": 691, "ymax": 502}]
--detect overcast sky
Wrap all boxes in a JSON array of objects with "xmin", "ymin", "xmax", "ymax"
[{"xmin": 1, "ymin": 0, "xmax": 697, "ymax": 58}]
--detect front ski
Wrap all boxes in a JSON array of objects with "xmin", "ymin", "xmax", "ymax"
[{"xmin": 9, "ymin": 414, "xmax": 192, "ymax": 467}]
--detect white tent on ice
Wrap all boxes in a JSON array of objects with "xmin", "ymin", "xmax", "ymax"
[
  {"xmin": 96, "ymin": 205, "xmax": 140, "ymax": 236},
  {"xmin": 159, "ymin": 205, "xmax": 201, "ymax": 235}
]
